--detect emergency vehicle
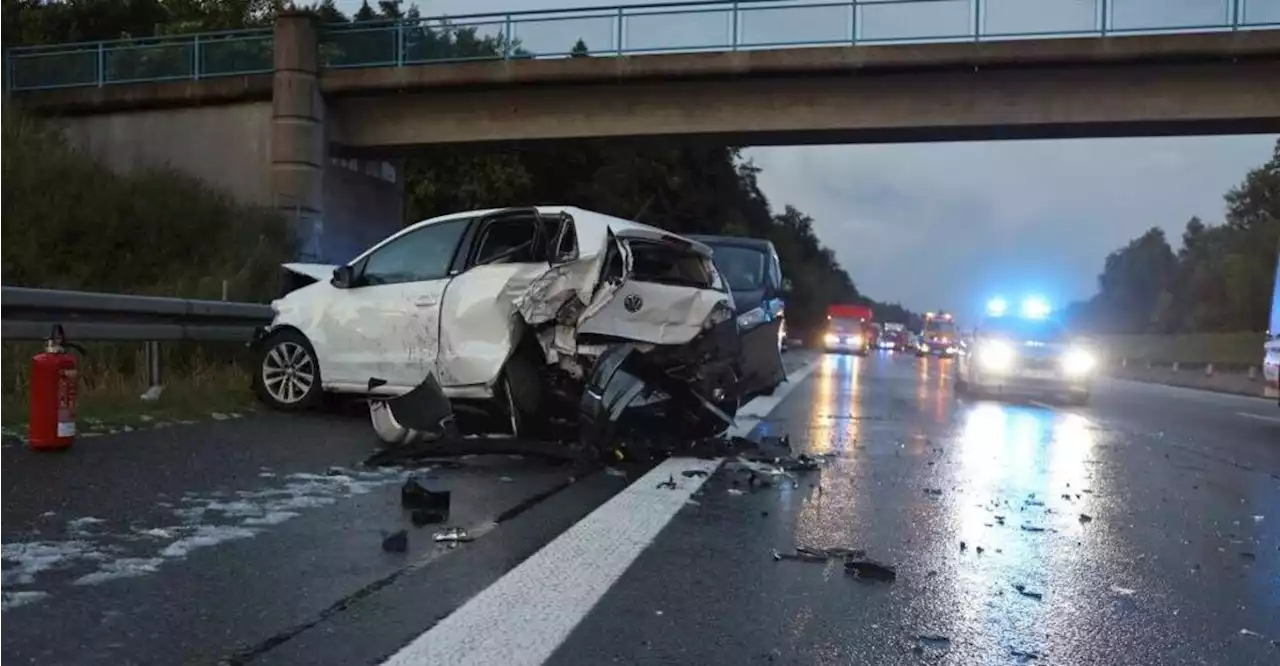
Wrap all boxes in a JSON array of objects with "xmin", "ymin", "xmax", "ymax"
[
  {"xmin": 823, "ymin": 304, "xmax": 873, "ymax": 355},
  {"xmin": 956, "ymin": 297, "xmax": 1096, "ymax": 406},
  {"xmin": 917, "ymin": 311, "xmax": 959, "ymax": 357}
]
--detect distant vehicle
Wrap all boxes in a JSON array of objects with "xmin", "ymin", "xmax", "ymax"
[
  {"xmin": 956, "ymin": 297, "xmax": 1097, "ymax": 406},
  {"xmin": 917, "ymin": 311, "xmax": 959, "ymax": 357},
  {"xmin": 823, "ymin": 303, "xmax": 873, "ymax": 355},
  {"xmin": 880, "ymin": 322, "xmax": 908, "ymax": 350},
  {"xmin": 251, "ymin": 206, "xmax": 786, "ymax": 442}
]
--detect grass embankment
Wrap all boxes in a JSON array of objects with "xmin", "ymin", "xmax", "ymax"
[
  {"xmin": 1, "ymin": 109, "xmax": 293, "ymax": 436},
  {"xmin": 1096, "ymin": 332, "xmax": 1268, "ymax": 369}
]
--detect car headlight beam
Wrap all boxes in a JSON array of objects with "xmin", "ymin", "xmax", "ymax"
[
  {"xmin": 1061, "ymin": 348, "xmax": 1096, "ymax": 375},
  {"xmin": 979, "ymin": 340, "xmax": 1015, "ymax": 371}
]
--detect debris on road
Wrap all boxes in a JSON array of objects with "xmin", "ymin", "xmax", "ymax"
[
  {"xmin": 1020, "ymin": 524, "xmax": 1047, "ymax": 533},
  {"xmin": 1109, "ymin": 584, "xmax": 1136, "ymax": 596},
  {"xmin": 772, "ymin": 548, "xmax": 826, "ymax": 563},
  {"xmin": 1239, "ymin": 551, "xmax": 1257, "ymax": 562},
  {"xmin": 844, "ymin": 559, "xmax": 897, "ymax": 582},
  {"xmin": 401, "ymin": 479, "xmax": 451, "ymax": 520},
  {"xmin": 1239, "ymin": 628, "xmax": 1264, "ymax": 638},
  {"xmin": 656, "ymin": 475, "xmax": 678, "ymax": 490},
  {"xmin": 976, "ymin": 546, "xmax": 985, "ymax": 555},
  {"xmin": 432, "ymin": 527, "xmax": 474, "ymax": 543},
  {"xmin": 923, "ymin": 488, "xmax": 943, "ymax": 496},
  {"xmin": 411, "ymin": 508, "xmax": 447, "ymax": 526},
  {"xmin": 682, "ymin": 470, "xmax": 709, "ymax": 478},
  {"xmin": 1079, "ymin": 513, "xmax": 1094, "ymax": 524},
  {"xmin": 381, "ymin": 530, "xmax": 408, "ymax": 553},
  {"xmin": 1013, "ymin": 584, "xmax": 1043, "ymax": 600},
  {"xmin": 1010, "ymin": 648, "xmax": 1042, "ymax": 661}
]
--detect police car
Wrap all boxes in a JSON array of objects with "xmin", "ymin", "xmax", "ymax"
[{"xmin": 955, "ymin": 297, "xmax": 1097, "ymax": 406}]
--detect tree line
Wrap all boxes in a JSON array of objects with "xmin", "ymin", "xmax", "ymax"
[
  {"xmin": 1066, "ymin": 140, "xmax": 1280, "ymax": 335},
  {"xmin": 3, "ymin": 0, "xmax": 916, "ymax": 334}
]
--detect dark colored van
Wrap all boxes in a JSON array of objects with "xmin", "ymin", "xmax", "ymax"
[{"xmin": 687, "ymin": 234, "xmax": 790, "ymax": 398}]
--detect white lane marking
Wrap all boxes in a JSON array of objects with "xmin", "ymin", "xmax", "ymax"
[
  {"xmin": 727, "ymin": 360, "xmax": 819, "ymax": 438},
  {"xmin": 379, "ymin": 457, "xmax": 719, "ymax": 666},
  {"xmin": 1237, "ymin": 411, "xmax": 1280, "ymax": 424},
  {"xmin": 379, "ymin": 359, "xmax": 818, "ymax": 666},
  {"xmin": 1029, "ymin": 400, "xmax": 1054, "ymax": 410}
]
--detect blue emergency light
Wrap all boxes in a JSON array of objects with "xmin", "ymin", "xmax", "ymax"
[{"xmin": 1021, "ymin": 297, "xmax": 1051, "ymax": 319}]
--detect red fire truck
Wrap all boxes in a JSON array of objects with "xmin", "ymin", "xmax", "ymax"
[{"xmin": 823, "ymin": 304, "xmax": 873, "ymax": 355}]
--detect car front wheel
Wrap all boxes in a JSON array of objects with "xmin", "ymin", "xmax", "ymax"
[{"xmin": 253, "ymin": 329, "xmax": 323, "ymax": 411}]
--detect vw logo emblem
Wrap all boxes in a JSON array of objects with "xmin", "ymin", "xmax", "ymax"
[{"xmin": 624, "ymin": 294, "xmax": 644, "ymax": 313}]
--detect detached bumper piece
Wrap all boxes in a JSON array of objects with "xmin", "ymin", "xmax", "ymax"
[{"xmin": 368, "ymin": 374, "xmax": 458, "ymax": 447}]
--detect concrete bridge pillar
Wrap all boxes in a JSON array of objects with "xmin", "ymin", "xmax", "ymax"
[{"xmin": 272, "ymin": 12, "xmax": 326, "ymax": 254}]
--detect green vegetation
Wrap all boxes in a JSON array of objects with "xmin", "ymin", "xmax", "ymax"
[
  {"xmin": 1068, "ymin": 140, "xmax": 1280, "ymax": 337},
  {"xmin": 1, "ymin": 102, "xmax": 291, "ymax": 432},
  {"xmin": 1093, "ymin": 332, "xmax": 1266, "ymax": 368}
]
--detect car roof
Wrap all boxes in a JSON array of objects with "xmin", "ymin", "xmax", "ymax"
[
  {"xmin": 685, "ymin": 234, "xmax": 776, "ymax": 251},
  {"xmin": 353, "ymin": 206, "xmax": 712, "ymax": 263}
]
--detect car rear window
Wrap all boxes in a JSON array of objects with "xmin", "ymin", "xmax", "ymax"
[{"xmin": 627, "ymin": 240, "xmax": 715, "ymax": 289}]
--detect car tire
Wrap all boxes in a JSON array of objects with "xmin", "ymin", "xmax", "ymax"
[
  {"xmin": 253, "ymin": 329, "xmax": 323, "ymax": 411},
  {"xmin": 502, "ymin": 345, "xmax": 546, "ymax": 438}
]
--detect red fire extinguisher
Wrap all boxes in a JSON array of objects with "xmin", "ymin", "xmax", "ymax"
[{"xmin": 29, "ymin": 325, "xmax": 87, "ymax": 451}]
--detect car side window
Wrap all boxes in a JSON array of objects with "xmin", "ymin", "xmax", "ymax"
[
  {"xmin": 360, "ymin": 219, "xmax": 468, "ymax": 286},
  {"xmin": 474, "ymin": 217, "xmax": 539, "ymax": 265},
  {"xmin": 768, "ymin": 250, "xmax": 783, "ymax": 290}
]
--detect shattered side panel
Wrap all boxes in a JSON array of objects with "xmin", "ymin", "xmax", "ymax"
[
  {"xmin": 436, "ymin": 263, "xmax": 551, "ymax": 388},
  {"xmin": 577, "ymin": 281, "xmax": 732, "ymax": 345}
]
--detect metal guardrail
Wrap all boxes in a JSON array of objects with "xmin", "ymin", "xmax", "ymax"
[
  {"xmin": 0, "ymin": 286, "xmax": 274, "ymax": 342},
  {"xmin": 1, "ymin": 286, "xmax": 274, "ymax": 391},
  {"xmin": 7, "ymin": 0, "xmax": 1279, "ymax": 91}
]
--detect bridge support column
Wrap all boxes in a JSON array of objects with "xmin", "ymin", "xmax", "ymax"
[{"xmin": 272, "ymin": 11, "xmax": 326, "ymax": 258}]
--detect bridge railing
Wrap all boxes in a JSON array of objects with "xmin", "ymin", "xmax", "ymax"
[
  {"xmin": 5, "ymin": 28, "xmax": 274, "ymax": 92},
  {"xmin": 6, "ymin": 0, "xmax": 1280, "ymax": 91}
]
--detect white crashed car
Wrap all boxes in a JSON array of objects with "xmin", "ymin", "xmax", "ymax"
[{"xmin": 251, "ymin": 206, "xmax": 786, "ymax": 443}]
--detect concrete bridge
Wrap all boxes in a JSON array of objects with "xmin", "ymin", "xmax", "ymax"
[{"xmin": 8, "ymin": 1, "xmax": 1280, "ymax": 261}]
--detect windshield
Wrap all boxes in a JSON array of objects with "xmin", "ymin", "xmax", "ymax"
[
  {"xmin": 708, "ymin": 245, "xmax": 766, "ymax": 293},
  {"xmin": 981, "ymin": 317, "xmax": 1067, "ymax": 341},
  {"xmin": 829, "ymin": 317, "xmax": 866, "ymax": 334},
  {"xmin": 924, "ymin": 320, "xmax": 956, "ymax": 336}
]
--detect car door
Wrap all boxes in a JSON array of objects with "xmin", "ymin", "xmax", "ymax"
[
  {"xmin": 322, "ymin": 218, "xmax": 471, "ymax": 390},
  {"xmin": 435, "ymin": 209, "xmax": 577, "ymax": 388},
  {"xmin": 735, "ymin": 245, "xmax": 787, "ymax": 400}
]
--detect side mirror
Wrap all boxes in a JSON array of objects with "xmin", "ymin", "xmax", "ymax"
[
  {"xmin": 780, "ymin": 278, "xmax": 793, "ymax": 295},
  {"xmin": 331, "ymin": 265, "xmax": 355, "ymax": 289}
]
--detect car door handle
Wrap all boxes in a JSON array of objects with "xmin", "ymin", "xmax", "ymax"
[{"xmin": 414, "ymin": 297, "xmax": 438, "ymax": 308}]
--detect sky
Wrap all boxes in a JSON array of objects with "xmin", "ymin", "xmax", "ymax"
[{"xmin": 334, "ymin": 0, "xmax": 1280, "ymax": 315}]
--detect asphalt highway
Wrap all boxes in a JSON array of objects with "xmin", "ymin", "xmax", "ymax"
[{"xmin": 3, "ymin": 350, "xmax": 1277, "ymax": 665}]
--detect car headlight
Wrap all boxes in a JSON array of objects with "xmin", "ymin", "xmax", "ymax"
[
  {"xmin": 850, "ymin": 334, "xmax": 863, "ymax": 346},
  {"xmin": 1061, "ymin": 348, "xmax": 1096, "ymax": 375},
  {"xmin": 704, "ymin": 302, "xmax": 735, "ymax": 329},
  {"xmin": 824, "ymin": 333, "xmax": 839, "ymax": 345},
  {"xmin": 735, "ymin": 306, "xmax": 769, "ymax": 331},
  {"xmin": 979, "ymin": 340, "xmax": 1015, "ymax": 371}
]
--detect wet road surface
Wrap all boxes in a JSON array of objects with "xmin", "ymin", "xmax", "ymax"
[
  {"xmin": 547, "ymin": 353, "xmax": 1280, "ymax": 666},
  {"xmin": 3, "ymin": 350, "xmax": 1278, "ymax": 665}
]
